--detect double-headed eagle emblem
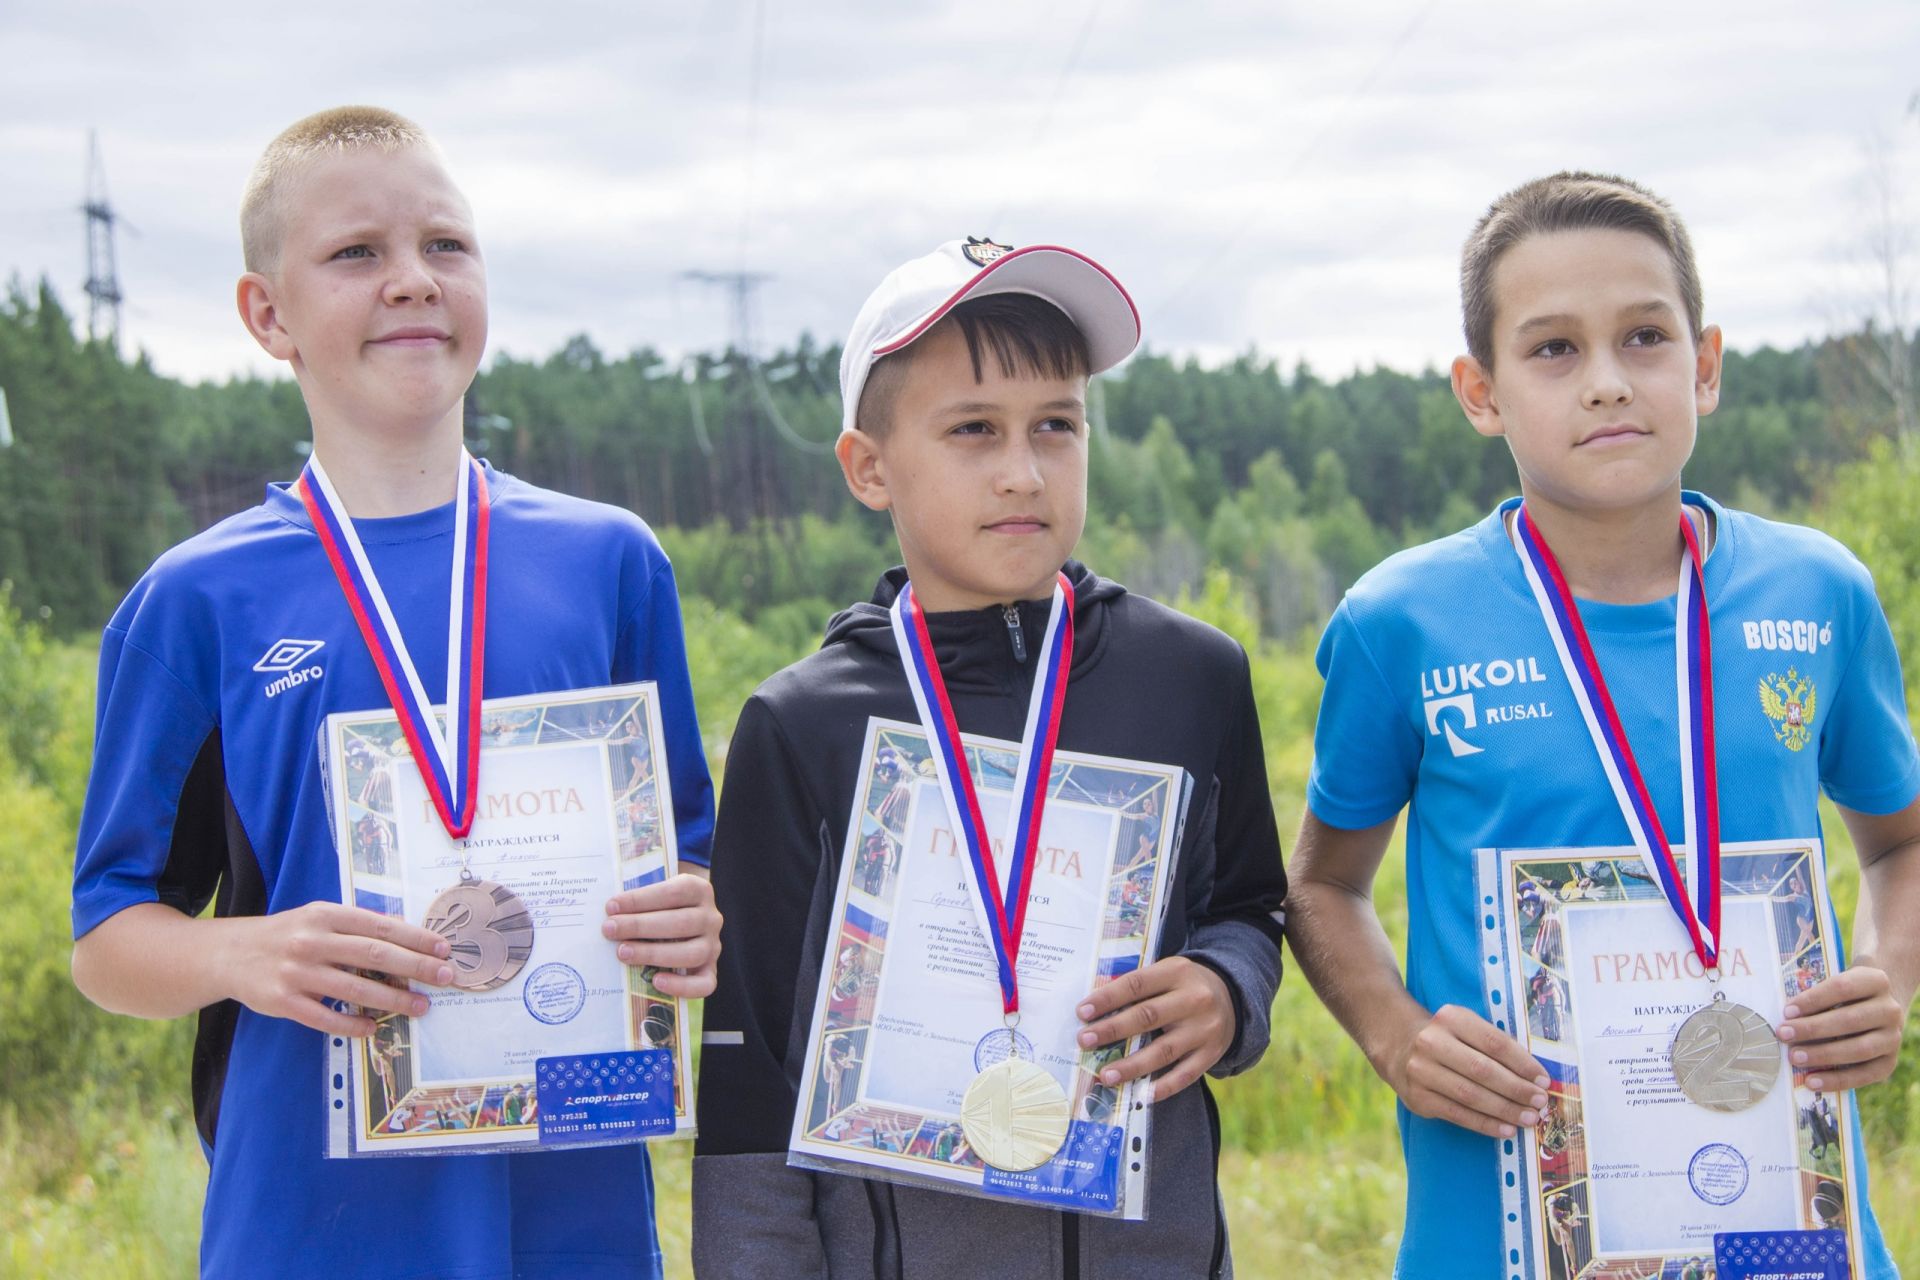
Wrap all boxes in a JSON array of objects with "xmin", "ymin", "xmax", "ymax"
[{"xmin": 1758, "ymin": 668, "xmax": 1816, "ymax": 753}]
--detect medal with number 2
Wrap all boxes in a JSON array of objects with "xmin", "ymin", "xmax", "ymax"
[{"xmin": 1511, "ymin": 505, "xmax": 1781, "ymax": 1112}]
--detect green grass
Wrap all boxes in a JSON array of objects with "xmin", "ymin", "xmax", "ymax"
[
  {"xmin": 6, "ymin": 612, "xmax": 1917, "ymax": 1277},
  {"xmin": 1, "ymin": 1099, "xmax": 204, "ymax": 1279},
  {"xmin": 17, "ymin": 1114, "xmax": 1910, "ymax": 1279}
]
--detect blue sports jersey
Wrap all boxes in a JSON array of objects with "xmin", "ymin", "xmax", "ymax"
[
  {"xmin": 1308, "ymin": 494, "xmax": 1918, "ymax": 1280},
  {"xmin": 73, "ymin": 464, "xmax": 714, "ymax": 1280}
]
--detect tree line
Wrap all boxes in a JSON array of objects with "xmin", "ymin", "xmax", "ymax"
[{"xmin": 0, "ymin": 277, "xmax": 1909, "ymax": 641}]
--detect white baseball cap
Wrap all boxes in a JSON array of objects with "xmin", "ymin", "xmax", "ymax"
[{"xmin": 838, "ymin": 237, "xmax": 1141, "ymax": 435}]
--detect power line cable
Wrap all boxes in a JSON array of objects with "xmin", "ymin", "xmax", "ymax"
[
  {"xmin": 745, "ymin": 355, "xmax": 831, "ymax": 454},
  {"xmin": 729, "ymin": 268, "xmax": 830, "ymax": 455},
  {"xmin": 986, "ymin": 0, "xmax": 1104, "ymax": 232},
  {"xmin": 738, "ymin": 0, "xmax": 769, "ymax": 272},
  {"xmin": 681, "ymin": 356, "xmax": 716, "ymax": 458}
]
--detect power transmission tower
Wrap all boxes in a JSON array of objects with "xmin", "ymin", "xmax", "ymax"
[
  {"xmin": 82, "ymin": 131, "xmax": 125, "ymax": 348},
  {"xmin": 681, "ymin": 268, "xmax": 831, "ymax": 455},
  {"xmin": 681, "ymin": 269, "xmax": 774, "ymax": 354},
  {"xmin": 680, "ymin": 269, "xmax": 779, "ymax": 530}
]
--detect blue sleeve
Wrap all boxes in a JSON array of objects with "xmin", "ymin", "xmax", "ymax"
[
  {"xmin": 72, "ymin": 626, "xmax": 220, "ymax": 938},
  {"xmin": 1305, "ymin": 598, "xmax": 1421, "ymax": 830},
  {"xmin": 617, "ymin": 557, "xmax": 716, "ymax": 866},
  {"xmin": 1818, "ymin": 586, "xmax": 1920, "ymax": 815}
]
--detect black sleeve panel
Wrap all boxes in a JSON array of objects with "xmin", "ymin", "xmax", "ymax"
[
  {"xmin": 696, "ymin": 693, "xmax": 831, "ymax": 1156},
  {"xmin": 155, "ymin": 727, "xmax": 268, "ymax": 1148},
  {"xmin": 154, "ymin": 726, "xmax": 229, "ymax": 916}
]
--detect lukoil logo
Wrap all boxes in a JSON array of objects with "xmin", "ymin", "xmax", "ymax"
[
  {"xmin": 1421, "ymin": 656, "xmax": 1554, "ymax": 757},
  {"xmin": 255, "ymin": 638, "xmax": 325, "ymax": 698}
]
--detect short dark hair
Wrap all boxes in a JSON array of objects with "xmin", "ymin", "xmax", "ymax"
[
  {"xmin": 1461, "ymin": 171, "xmax": 1703, "ymax": 369},
  {"xmin": 855, "ymin": 293, "xmax": 1092, "ymax": 436}
]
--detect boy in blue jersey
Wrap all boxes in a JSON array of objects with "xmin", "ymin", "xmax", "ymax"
[
  {"xmin": 69, "ymin": 106, "xmax": 721, "ymax": 1280},
  {"xmin": 1287, "ymin": 172, "xmax": 1920, "ymax": 1278}
]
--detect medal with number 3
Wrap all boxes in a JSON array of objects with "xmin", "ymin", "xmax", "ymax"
[
  {"xmin": 423, "ymin": 873, "xmax": 535, "ymax": 991},
  {"xmin": 301, "ymin": 451, "xmax": 538, "ymax": 992}
]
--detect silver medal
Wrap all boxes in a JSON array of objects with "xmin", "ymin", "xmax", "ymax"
[{"xmin": 1668, "ymin": 991, "xmax": 1781, "ymax": 1112}]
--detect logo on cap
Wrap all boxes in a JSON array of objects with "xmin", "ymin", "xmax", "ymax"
[{"xmin": 962, "ymin": 237, "xmax": 1014, "ymax": 268}]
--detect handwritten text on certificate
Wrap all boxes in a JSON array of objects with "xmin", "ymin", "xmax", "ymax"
[
  {"xmin": 1565, "ymin": 896, "xmax": 1799, "ymax": 1252},
  {"xmin": 861, "ymin": 781, "xmax": 1117, "ymax": 1113}
]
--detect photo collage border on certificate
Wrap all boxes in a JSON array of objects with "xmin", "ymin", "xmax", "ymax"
[{"xmin": 324, "ymin": 683, "xmax": 691, "ymax": 1156}]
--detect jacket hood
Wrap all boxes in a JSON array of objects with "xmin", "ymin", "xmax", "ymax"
[{"xmin": 822, "ymin": 560, "xmax": 1125, "ymax": 689}]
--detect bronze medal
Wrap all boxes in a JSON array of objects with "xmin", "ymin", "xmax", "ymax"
[
  {"xmin": 423, "ymin": 875, "xmax": 535, "ymax": 991},
  {"xmin": 1668, "ymin": 992, "xmax": 1781, "ymax": 1112}
]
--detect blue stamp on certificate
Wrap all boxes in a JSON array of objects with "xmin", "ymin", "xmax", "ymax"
[
  {"xmin": 523, "ymin": 962, "xmax": 587, "ymax": 1025},
  {"xmin": 1688, "ymin": 1142, "xmax": 1749, "ymax": 1205},
  {"xmin": 980, "ymin": 1121, "xmax": 1124, "ymax": 1211},
  {"xmin": 534, "ymin": 1050, "xmax": 675, "ymax": 1147},
  {"xmin": 1714, "ymin": 1229, "xmax": 1849, "ymax": 1279}
]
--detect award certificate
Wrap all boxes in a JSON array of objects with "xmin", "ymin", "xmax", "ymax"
[
  {"xmin": 1479, "ymin": 840, "xmax": 1867, "ymax": 1278},
  {"xmin": 788, "ymin": 716, "xmax": 1189, "ymax": 1218},
  {"xmin": 322, "ymin": 682, "xmax": 693, "ymax": 1157}
]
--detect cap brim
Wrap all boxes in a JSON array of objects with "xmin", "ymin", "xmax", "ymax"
[{"xmin": 872, "ymin": 244, "xmax": 1141, "ymax": 376}]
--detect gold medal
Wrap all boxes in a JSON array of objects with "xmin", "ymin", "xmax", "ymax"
[
  {"xmin": 892, "ymin": 578, "xmax": 1081, "ymax": 1175},
  {"xmin": 423, "ymin": 874, "xmax": 535, "ymax": 991},
  {"xmin": 1668, "ymin": 992, "xmax": 1781, "ymax": 1112},
  {"xmin": 960, "ymin": 1056, "xmax": 1072, "ymax": 1172}
]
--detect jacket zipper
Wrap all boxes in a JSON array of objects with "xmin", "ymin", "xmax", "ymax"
[{"xmin": 1003, "ymin": 604, "xmax": 1028, "ymax": 663}]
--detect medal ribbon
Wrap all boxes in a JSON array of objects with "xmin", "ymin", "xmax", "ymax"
[
  {"xmin": 298, "ymin": 451, "xmax": 491, "ymax": 839},
  {"xmin": 1509, "ymin": 504, "xmax": 1721, "ymax": 969},
  {"xmin": 889, "ymin": 573, "xmax": 1075, "ymax": 1013}
]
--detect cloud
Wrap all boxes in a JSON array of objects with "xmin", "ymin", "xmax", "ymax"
[{"xmin": 3, "ymin": 0, "xmax": 1917, "ymax": 384}]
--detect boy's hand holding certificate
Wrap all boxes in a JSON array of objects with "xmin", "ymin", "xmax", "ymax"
[
  {"xmin": 602, "ymin": 874, "xmax": 722, "ymax": 998},
  {"xmin": 1074, "ymin": 953, "xmax": 1235, "ymax": 1099}
]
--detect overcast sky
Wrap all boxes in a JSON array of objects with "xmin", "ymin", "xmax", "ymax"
[{"xmin": 4, "ymin": 1, "xmax": 1918, "ymax": 385}]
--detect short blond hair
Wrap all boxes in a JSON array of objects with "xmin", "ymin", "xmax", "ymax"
[{"xmin": 240, "ymin": 106, "xmax": 434, "ymax": 273}]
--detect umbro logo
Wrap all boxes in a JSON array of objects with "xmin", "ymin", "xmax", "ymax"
[
  {"xmin": 255, "ymin": 639, "xmax": 326, "ymax": 698},
  {"xmin": 254, "ymin": 639, "xmax": 326, "ymax": 673}
]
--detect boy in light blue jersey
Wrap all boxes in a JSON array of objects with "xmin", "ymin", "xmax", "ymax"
[{"xmin": 1287, "ymin": 172, "xmax": 1920, "ymax": 1278}]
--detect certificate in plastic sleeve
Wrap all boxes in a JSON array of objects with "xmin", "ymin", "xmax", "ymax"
[
  {"xmin": 1478, "ymin": 840, "xmax": 1867, "ymax": 1278},
  {"xmin": 787, "ymin": 716, "xmax": 1189, "ymax": 1219},
  {"xmin": 321, "ymin": 682, "xmax": 693, "ymax": 1157}
]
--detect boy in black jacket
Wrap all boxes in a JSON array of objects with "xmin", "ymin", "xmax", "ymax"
[{"xmin": 692, "ymin": 239, "xmax": 1287, "ymax": 1279}]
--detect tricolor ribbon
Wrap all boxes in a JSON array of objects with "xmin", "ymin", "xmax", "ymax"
[
  {"xmin": 1509, "ymin": 504, "xmax": 1721, "ymax": 970},
  {"xmin": 890, "ymin": 573, "xmax": 1075, "ymax": 1013},
  {"xmin": 299, "ymin": 452, "xmax": 491, "ymax": 839}
]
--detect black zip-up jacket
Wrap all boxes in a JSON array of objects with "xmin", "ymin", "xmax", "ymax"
[{"xmin": 693, "ymin": 562, "xmax": 1288, "ymax": 1279}]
